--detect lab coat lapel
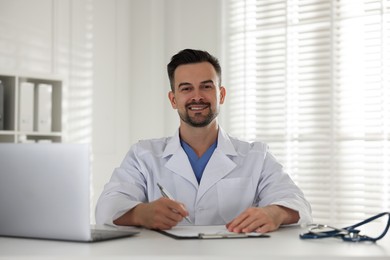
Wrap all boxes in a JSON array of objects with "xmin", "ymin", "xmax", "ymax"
[
  {"xmin": 197, "ymin": 151, "xmax": 236, "ymax": 199},
  {"xmin": 163, "ymin": 130, "xmax": 198, "ymax": 188},
  {"xmin": 197, "ymin": 128, "xmax": 238, "ymax": 200}
]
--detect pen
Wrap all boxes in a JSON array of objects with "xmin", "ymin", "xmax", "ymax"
[{"xmin": 157, "ymin": 182, "xmax": 192, "ymax": 224}]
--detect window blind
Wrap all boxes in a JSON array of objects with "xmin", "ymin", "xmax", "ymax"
[{"xmin": 223, "ymin": 0, "xmax": 390, "ymax": 223}]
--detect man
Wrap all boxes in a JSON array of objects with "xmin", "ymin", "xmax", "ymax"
[{"xmin": 96, "ymin": 49, "xmax": 312, "ymax": 233}]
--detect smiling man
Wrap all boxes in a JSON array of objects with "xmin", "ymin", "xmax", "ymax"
[{"xmin": 96, "ymin": 49, "xmax": 312, "ymax": 233}]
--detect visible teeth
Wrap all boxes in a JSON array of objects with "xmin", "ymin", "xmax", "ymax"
[
  {"xmin": 188, "ymin": 104, "xmax": 208, "ymax": 111},
  {"xmin": 190, "ymin": 107, "xmax": 204, "ymax": 110}
]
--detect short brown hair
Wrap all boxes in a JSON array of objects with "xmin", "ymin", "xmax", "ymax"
[{"xmin": 167, "ymin": 49, "xmax": 222, "ymax": 91}]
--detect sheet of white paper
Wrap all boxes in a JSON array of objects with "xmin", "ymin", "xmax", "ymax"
[
  {"xmin": 163, "ymin": 225, "xmax": 229, "ymax": 237},
  {"xmin": 162, "ymin": 225, "xmax": 266, "ymax": 238}
]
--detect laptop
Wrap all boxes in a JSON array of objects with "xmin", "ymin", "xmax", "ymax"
[{"xmin": 0, "ymin": 143, "xmax": 139, "ymax": 242}]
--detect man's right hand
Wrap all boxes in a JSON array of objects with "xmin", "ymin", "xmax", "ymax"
[{"xmin": 113, "ymin": 197, "xmax": 189, "ymax": 230}]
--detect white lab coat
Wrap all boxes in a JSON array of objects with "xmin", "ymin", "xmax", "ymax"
[{"xmin": 95, "ymin": 127, "xmax": 312, "ymax": 226}]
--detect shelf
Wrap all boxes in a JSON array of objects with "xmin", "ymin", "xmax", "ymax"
[
  {"xmin": 0, "ymin": 130, "xmax": 16, "ymax": 134},
  {"xmin": 0, "ymin": 73, "xmax": 63, "ymax": 143}
]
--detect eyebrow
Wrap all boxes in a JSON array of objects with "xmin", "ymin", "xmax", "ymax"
[
  {"xmin": 200, "ymin": 80, "xmax": 215, "ymax": 85},
  {"xmin": 178, "ymin": 82, "xmax": 192, "ymax": 88},
  {"xmin": 177, "ymin": 80, "xmax": 215, "ymax": 88}
]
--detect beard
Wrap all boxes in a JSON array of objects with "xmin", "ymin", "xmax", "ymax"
[{"xmin": 178, "ymin": 102, "xmax": 219, "ymax": 128}]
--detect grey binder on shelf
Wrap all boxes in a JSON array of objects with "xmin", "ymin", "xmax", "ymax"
[{"xmin": 0, "ymin": 80, "xmax": 4, "ymax": 130}]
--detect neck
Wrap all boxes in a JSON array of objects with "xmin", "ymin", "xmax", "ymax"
[{"xmin": 179, "ymin": 121, "xmax": 219, "ymax": 157}]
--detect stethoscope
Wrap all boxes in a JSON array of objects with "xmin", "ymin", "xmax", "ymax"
[{"xmin": 300, "ymin": 212, "xmax": 390, "ymax": 242}]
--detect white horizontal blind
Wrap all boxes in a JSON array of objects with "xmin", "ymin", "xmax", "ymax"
[{"xmin": 223, "ymin": 0, "xmax": 390, "ymax": 223}]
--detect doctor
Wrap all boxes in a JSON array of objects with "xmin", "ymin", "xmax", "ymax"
[{"xmin": 96, "ymin": 49, "xmax": 312, "ymax": 233}]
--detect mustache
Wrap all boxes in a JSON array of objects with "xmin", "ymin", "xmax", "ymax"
[{"xmin": 185, "ymin": 101, "xmax": 210, "ymax": 108}]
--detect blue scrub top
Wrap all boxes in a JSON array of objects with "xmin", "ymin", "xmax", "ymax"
[{"xmin": 180, "ymin": 139, "xmax": 217, "ymax": 184}]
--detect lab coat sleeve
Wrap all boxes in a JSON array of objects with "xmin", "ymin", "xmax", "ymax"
[
  {"xmin": 256, "ymin": 151, "xmax": 312, "ymax": 225},
  {"xmin": 95, "ymin": 144, "xmax": 148, "ymax": 225}
]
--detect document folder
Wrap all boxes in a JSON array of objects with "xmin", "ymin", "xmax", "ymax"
[
  {"xmin": 156, "ymin": 225, "xmax": 269, "ymax": 239},
  {"xmin": 34, "ymin": 83, "xmax": 52, "ymax": 132},
  {"xmin": 19, "ymin": 82, "xmax": 34, "ymax": 132},
  {"xmin": 0, "ymin": 80, "xmax": 3, "ymax": 130}
]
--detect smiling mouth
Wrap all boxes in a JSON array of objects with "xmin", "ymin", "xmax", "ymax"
[{"xmin": 187, "ymin": 103, "xmax": 209, "ymax": 111}]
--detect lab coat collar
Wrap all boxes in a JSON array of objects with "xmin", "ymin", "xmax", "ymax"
[
  {"xmin": 163, "ymin": 127, "xmax": 238, "ymax": 194},
  {"xmin": 163, "ymin": 130, "xmax": 198, "ymax": 187},
  {"xmin": 162, "ymin": 127, "xmax": 237, "ymax": 158},
  {"xmin": 216, "ymin": 127, "xmax": 238, "ymax": 157}
]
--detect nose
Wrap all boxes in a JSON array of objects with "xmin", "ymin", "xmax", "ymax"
[{"xmin": 191, "ymin": 88, "xmax": 204, "ymax": 102}]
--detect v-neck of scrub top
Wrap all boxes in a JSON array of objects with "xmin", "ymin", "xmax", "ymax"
[{"xmin": 180, "ymin": 139, "xmax": 217, "ymax": 184}]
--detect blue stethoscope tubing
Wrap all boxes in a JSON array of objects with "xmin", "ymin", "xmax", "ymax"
[{"xmin": 300, "ymin": 212, "xmax": 390, "ymax": 242}]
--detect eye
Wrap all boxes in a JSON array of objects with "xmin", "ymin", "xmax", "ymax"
[
  {"xmin": 203, "ymin": 84, "xmax": 213, "ymax": 90},
  {"xmin": 180, "ymin": 86, "xmax": 192, "ymax": 92}
]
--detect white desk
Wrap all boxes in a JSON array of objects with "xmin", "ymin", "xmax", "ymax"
[{"xmin": 0, "ymin": 225, "xmax": 389, "ymax": 260}]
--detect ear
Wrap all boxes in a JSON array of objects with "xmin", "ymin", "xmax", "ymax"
[
  {"xmin": 219, "ymin": 86, "xmax": 226, "ymax": 104},
  {"xmin": 168, "ymin": 91, "xmax": 177, "ymax": 109}
]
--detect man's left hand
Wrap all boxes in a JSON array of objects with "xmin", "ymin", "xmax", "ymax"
[{"xmin": 225, "ymin": 205, "xmax": 299, "ymax": 233}]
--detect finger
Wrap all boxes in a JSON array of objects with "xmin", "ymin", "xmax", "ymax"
[
  {"xmin": 240, "ymin": 218, "xmax": 264, "ymax": 233},
  {"xmin": 227, "ymin": 208, "xmax": 270, "ymax": 233},
  {"xmin": 157, "ymin": 216, "xmax": 181, "ymax": 230},
  {"xmin": 178, "ymin": 203, "xmax": 190, "ymax": 217},
  {"xmin": 165, "ymin": 208, "xmax": 185, "ymax": 222},
  {"xmin": 256, "ymin": 224, "xmax": 274, "ymax": 233},
  {"xmin": 149, "ymin": 208, "xmax": 182, "ymax": 230},
  {"xmin": 235, "ymin": 215, "xmax": 263, "ymax": 233},
  {"xmin": 226, "ymin": 212, "xmax": 250, "ymax": 232},
  {"xmin": 146, "ymin": 199, "xmax": 183, "ymax": 229},
  {"xmin": 155, "ymin": 202, "xmax": 183, "ymax": 222},
  {"xmin": 165, "ymin": 200, "xmax": 189, "ymax": 219}
]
